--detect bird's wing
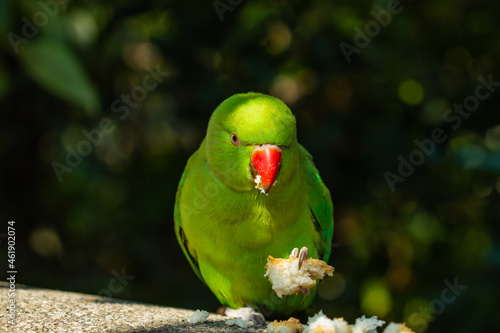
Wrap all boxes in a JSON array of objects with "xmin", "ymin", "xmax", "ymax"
[
  {"xmin": 174, "ymin": 151, "xmax": 206, "ymax": 285},
  {"xmin": 300, "ymin": 144, "xmax": 334, "ymax": 263}
]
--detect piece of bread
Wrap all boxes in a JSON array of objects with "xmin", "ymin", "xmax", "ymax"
[
  {"xmin": 271, "ymin": 312, "xmax": 415, "ymax": 333},
  {"xmin": 303, "ymin": 310, "xmax": 351, "ymax": 333},
  {"xmin": 352, "ymin": 315, "xmax": 385, "ymax": 333},
  {"xmin": 268, "ymin": 317, "xmax": 303, "ymax": 333},
  {"xmin": 264, "ymin": 255, "xmax": 334, "ymax": 297},
  {"xmin": 189, "ymin": 309, "xmax": 209, "ymax": 323},
  {"xmin": 382, "ymin": 323, "xmax": 415, "ymax": 333},
  {"xmin": 225, "ymin": 317, "xmax": 252, "ymax": 328}
]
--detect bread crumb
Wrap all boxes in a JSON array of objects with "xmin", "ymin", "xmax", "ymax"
[
  {"xmin": 264, "ymin": 256, "xmax": 334, "ymax": 297},
  {"xmin": 268, "ymin": 317, "xmax": 303, "ymax": 333},
  {"xmin": 351, "ymin": 315, "xmax": 385, "ymax": 333},
  {"xmin": 225, "ymin": 317, "xmax": 252, "ymax": 328},
  {"xmin": 254, "ymin": 174, "xmax": 267, "ymax": 194},
  {"xmin": 277, "ymin": 312, "xmax": 414, "ymax": 333},
  {"xmin": 224, "ymin": 307, "xmax": 256, "ymax": 321},
  {"xmin": 281, "ymin": 311, "xmax": 413, "ymax": 333},
  {"xmin": 189, "ymin": 309, "xmax": 209, "ymax": 323},
  {"xmin": 303, "ymin": 310, "xmax": 351, "ymax": 333},
  {"xmin": 382, "ymin": 323, "xmax": 415, "ymax": 333}
]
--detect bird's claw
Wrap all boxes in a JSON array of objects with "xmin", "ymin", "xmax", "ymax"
[
  {"xmin": 298, "ymin": 246, "xmax": 308, "ymax": 270},
  {"xmin": 300, "ymin": 286, "xmax": 311, "ymax": 296},
  {"xmin": 290, "ymin": 247, "xmax": 308, "ymax": 270},
  {"xmin": 289, "ymin": 247, "xmax": 299, "ymax": 259},
  {"xmin": 250, "ymin": 313, "xmax": 266, "ymax": 326}
]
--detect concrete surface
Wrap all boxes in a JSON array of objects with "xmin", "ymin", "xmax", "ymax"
[{"xmin": 0, "ymin": 282, "xmax": 268, "ymax": 333}]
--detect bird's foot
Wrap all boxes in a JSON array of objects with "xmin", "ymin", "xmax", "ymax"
[
  {"xmin": 289, "ymin": 246, "xmax": 308, "ymax": 270},
  {"xmin": 290, "ymin": 247, "xmax": 310, "ymax": 296},
  {"xmin": 222, "ymin": 306, "xmax": 266, "ymax": 326}
]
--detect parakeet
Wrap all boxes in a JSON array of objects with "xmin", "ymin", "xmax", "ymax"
[{"xmin": 174, "ymin": 92, "xmax": 333, "ymax": 319}]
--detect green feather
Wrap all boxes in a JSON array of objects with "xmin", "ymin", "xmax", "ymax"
[{"xmin": 174, "ymin": 92, "xmax": 334, "ymax": 314}]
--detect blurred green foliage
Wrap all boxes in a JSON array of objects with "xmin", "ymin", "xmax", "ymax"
[{"xmin": 1, "ymin": 0, "xmax": 499, "ymax": 332}]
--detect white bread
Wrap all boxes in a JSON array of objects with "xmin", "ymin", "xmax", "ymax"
[
  {"xmin": 189, "ymin": 309, "xmax": 209, "ymax": 323},
  {"xmin": 303, "ymin": 310, "xmax": 350, "ymax": 333},
  {"xmin": 264, "ymin": 256, "xmax": 334, "ymax": 297},
  {"xmin": 268, "ymin": 317, "xmax": 303, "ymax": 333},
  {"xmin": 382, "ymin": 323, "xmax": 415, "ymax": 333}
]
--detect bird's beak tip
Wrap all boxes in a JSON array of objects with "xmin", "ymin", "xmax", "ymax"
[{"xmin": 251, "ymin": 144, "xmax": 282, "ymax": 194}]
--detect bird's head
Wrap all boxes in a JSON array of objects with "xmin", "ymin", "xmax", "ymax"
[{"xmin": 206, "ymin": 92, "xmax": 298, "ymax": 194}]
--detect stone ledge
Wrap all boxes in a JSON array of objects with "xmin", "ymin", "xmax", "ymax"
[{"xmin": 1, "ymin": 282, "xmax": 267, "ymax": 332}]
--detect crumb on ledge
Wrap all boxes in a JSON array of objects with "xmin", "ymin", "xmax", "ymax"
[
  {"xmin": 225, "ymin": 317, "xmax": 252, "ymax": 328},
  {"xmin": 268, "ymin": 317, "xmax": 303, "ymax": 333},
  {"xmin": 189, "ymin": 309, "xmax": 209, "ymax": 324}
]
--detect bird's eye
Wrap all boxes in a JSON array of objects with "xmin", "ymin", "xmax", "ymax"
[{"xmin": 230, "ymin": 132, "xmax": 240, "ymax": 146}]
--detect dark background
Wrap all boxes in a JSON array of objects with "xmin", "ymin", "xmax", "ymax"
[{"xmin": 1, "ymin": 0, "xmax": 499, "ymax": 332}]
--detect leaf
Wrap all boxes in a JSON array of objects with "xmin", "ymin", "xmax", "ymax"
[{"xmin": 18, "ymin": 37, "xmax": 99, "ymax": 114}]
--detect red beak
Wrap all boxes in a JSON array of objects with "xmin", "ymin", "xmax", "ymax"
[{"xmin": 251, "ymin": 145, "xmax": 282, "ymax": 194}]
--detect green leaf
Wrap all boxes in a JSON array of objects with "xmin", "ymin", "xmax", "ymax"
[{"xmin": 19, "ymin": 38, "xmax": 99, "ymax": 114}]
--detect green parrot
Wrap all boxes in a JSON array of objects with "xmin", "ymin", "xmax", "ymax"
[{"xmin": 174, "ymin": 92, "xmax": 333, "ymax": 320}]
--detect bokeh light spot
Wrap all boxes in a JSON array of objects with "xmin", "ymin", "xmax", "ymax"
[
  {"xmin": 265, "ymin": 21, "xmax": 292, "ymax": 55},
  {"xmin": 473, "ymin": 181, "xmax": 492, "ymax": 197},
  {"xmin": 398, "ymin": 80, "xmax": 424, "ymax": 106},
  {"xmin": 361, "ymin": 280, "xmax": 392, "ymax": 317},
  {"xmin": 459, "ymin": 227, "xmax": 493, "ymax": 266},
  {"xmin": 123, "ymin": 42, "xmax": 163, "ymax": 70},
  {"xmin": 404, "ymin": 298, "xmax": 431, "ymax": 331},
  {"xmin": 326, "ymin": 80, "xmax": 352, "ymax": 108},
  {"xmin": 408, "ymin": 211, "xmax": 444, "ymax": 244},
  {"xmin": 485, "ymin": 125, "xmax": 500, "ymax": 153},
  {"xmin": 318, "ymin": 274, "xmax": 346, "ymax": 300},
  {"xmin": 67, "ymin": 10, "xmax": 98, "ymax": 46},
  {"xmin": 387, "ymin": 267, "xmax": 412, "ymax": 291},
  {"xmin": 421, "ymin": 98, "xmax": 449, "ymax": 125},
  {"xmin": 270, "ymin": 75, "xmax": 299, "ymax": 104},
  {"xmin": 29, "ymin": 227, "xmax": 64, "ymax": 258}
]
